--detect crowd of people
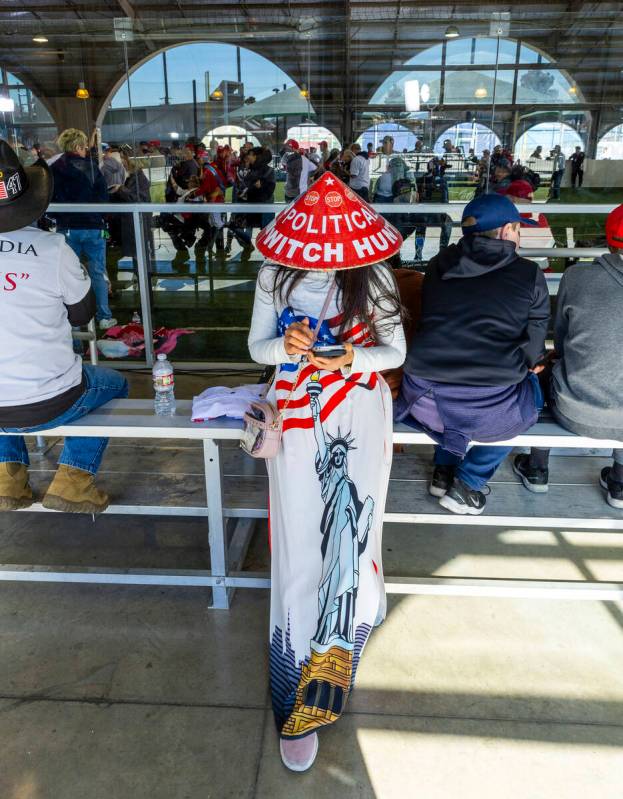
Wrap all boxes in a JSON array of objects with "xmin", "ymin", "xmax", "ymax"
[
  {"xmin": 3, "ymin": 127, "xmax": 586, "ymax": 334},
  {"xmin": 0, "ymin": 137, "xmax": 621, "ymax": 775}
]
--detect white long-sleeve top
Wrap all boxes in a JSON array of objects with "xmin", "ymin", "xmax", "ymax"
[{"xmin": 248, "ymin": 264, "xmax": 406, "ymax": 374}]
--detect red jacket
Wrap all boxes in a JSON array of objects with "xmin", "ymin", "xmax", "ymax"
[{"xmin": 196, "ymin": 162, "xmax": 226, "ymax": 202}]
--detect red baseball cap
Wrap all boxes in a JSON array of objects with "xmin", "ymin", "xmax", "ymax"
[
  {"xmin": 499, "ymin": 180, "xmax": 534, "ymax": 200},
  {"xmin": 285, "ymin": 139, "xmax": 299, "ymax": 150},
  {"xmin": 606, "ymin": 204, "xmax": 623, "ymax": 249},
  {"xmin": 256, "ymin": 172, "xmax": 403, "ymax": 270}
]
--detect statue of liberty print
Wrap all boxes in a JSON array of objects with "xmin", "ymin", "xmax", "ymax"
[{"xmin": 307, "ymin": 375, "xmax": 375, "ymax": 651}]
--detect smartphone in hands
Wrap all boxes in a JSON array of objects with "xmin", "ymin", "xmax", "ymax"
[{"xmin": 311, "ymin": 344, "xmax": 347, "ymax": 359}]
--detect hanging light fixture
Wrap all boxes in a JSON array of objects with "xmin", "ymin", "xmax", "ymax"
[
  {"xmin": 32, "ymin": 35, "xmax": 49, "ymax": 43},
  {"xmin": 299, "ymin": 83, "xmax": 309, "ymax": 99},
  {"xmin": 445, "ymin": 25, "xmax": 460, "ymax": 38},
  {"xmin": 211, "ymin": 88, "xmax": 224, "ymax": 100},
  {"xmin": 568, "ymin": 85, "xmax": 578, "ymax": 96},
  {"xmin": 474, "ymin": 86, "xmax": 488, "ymax": 99},
  {"xmin": 75, "ymin": 82, "xmax": 90, "ymax": 100}
]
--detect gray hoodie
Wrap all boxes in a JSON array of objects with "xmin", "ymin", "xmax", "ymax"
[{"xmin": 551, "ymin": 253, "xmax": 623, "ymax": 439}]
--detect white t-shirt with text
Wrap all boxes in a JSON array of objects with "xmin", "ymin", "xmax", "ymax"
[{"xmin": 0, "ymin": 226, "xmax": 91, "ymax": 408}]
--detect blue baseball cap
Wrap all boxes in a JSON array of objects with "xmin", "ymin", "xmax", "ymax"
[{"xmin": 461, "ymin": 193, "xmax": 537, "ymax": 233}]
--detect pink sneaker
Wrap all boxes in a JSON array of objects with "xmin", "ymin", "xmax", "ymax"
[{"xmin": 279, "ymin": 732, "xmax": 319, "ymax": 772}]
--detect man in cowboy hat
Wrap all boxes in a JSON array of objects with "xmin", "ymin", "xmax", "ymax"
[{"xmin": 0, "ymin": 140, "xmax": 127, "ymax": 514}]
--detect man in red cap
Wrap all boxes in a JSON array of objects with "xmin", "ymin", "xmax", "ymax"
[
  {"xmin": 514, "ymin": 204, "xmax": 623, "ymax": 509},
  {"xmin": 500, "ymin": 179, "xmax": 555, "ymax": 270},
  {"xmin": 281, "ymin": 139, "xmax": 303, "ymax": 203}
]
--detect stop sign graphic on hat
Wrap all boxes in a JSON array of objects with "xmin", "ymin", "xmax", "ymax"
[{"xmin": 256, "ymin": 172, "xmax": 403, "ymax": 270}]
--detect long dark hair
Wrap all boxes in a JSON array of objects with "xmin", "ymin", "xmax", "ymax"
[
  {"xmin": 265, "ymin": 263, "xmax": 405, "ymax": 340},
  {"xmin": 250, "ymin": 145, "xmax": 272, "ymax": 168}
]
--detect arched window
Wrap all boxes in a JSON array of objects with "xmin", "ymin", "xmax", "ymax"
[
  {"xmin": 370, "ymin": 38, "xmax": 580, "ymax": 108},
  {"xmin": 515, "ymin": 122, "xmax": 583, "ymax": 161},
  {"xmin": 597, "ymin": 125, "xmax": 623, "ymax": 160},
  {"xmin": 286, "ymin": 124, "xmax": 340, "ymax": 152},
  {"xmin": 204, "ymin": 125, "xmax": 260, "ymax": 150},
  {"xmin": 0, "ymin": 68, "xmax": 56, "ymax": 147},
  {"xmin": 356, "ymin": 122, "xmax": 417, "ymax": 152},
  {"xmin": 434, "ymin": 123, "xmax": 500, "ymax": 156},
  {"xmin": 100, "ymin": 43, "xmax": 307, "ymax": 147}
]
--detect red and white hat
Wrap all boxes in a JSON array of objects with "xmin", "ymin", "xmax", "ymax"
[
  {"xmin": 256, "ymin": 172, "xmax": 403, "ymax": 270},
  {"xmin": 606, "ymin": 204, "xmax": 623, "ymax": 249}
]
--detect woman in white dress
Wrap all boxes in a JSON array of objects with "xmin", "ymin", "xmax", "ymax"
[{"xmin": 248, "ymin": 189, "xmax": 406, "ymax": 771}]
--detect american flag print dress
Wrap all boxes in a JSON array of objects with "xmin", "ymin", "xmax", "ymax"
[{"xmin": 266, "ymin": 295, "xmax": 393, "ymax": 740}]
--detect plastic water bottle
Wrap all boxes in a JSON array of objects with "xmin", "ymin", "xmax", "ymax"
[
  {"xmin": 131, "ymin": 310, "xmax": 141, "ymax": 324},
  {"xmin": 152, "ymin": 354, "xmax": 176, "ymax": 416}
]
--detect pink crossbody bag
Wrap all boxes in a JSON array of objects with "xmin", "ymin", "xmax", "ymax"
[{"xmin": 241, "ymin": 282, "xmax": 337, "ymax": 459}]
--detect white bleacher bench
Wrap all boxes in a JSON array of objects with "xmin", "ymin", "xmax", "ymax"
[{"xmin": 1, "ymin": 399, "xmax": 622, "ymax": 607}]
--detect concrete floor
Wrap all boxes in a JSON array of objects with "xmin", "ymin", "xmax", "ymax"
[{"xmin": 1, "ymin": 376, "xmax": 623, "ymax": 798}]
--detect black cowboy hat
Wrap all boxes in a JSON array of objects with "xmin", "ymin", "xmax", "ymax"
[{"xmin": 0, "ymin": 138, "xmax": 53, "ymax": 234}]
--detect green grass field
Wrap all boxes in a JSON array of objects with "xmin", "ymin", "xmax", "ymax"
[{"xmin": 113, "ymin": 181, "xmax": 623, "ymax": 362}]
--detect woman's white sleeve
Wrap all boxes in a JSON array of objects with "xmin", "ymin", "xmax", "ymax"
[
  {"xmin": 248, "ymin": 270, "xmax": 296, "ymax": 366},
  {"xmin": 350, "ymin": 265, "xmax": 406, "ymax": 373}
]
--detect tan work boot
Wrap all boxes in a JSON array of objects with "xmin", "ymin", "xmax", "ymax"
[
  {"xmin": 0, "ymin": 462, "xmax": 34, "ymax": 510},
  {"xmin": 42, "ymin": 465, "xmax": 109, "ymax": 514}
]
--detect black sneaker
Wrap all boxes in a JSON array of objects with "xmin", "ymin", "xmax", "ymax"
[
  {"xmin": 599, "ymin": 468, "xmax": 623, "ymax": 509},
  {"xmin": 429, "ymin": 465, "xmax": 455, "ymax": 498},
  {"xmin": 439, "ymin": 478, "xmax": 487, "ymax": 516},
  {"xmin": 513, "ymin": 454, "xmax": 549, "ymax": 493}
]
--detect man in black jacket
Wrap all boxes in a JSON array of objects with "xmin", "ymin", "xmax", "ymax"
[
  {"xmin": 51, "ymin": 128, "xmax": 116, "ymax": 329},
  {"xmin": 396, "ymin": 194, "xmax": 549, "ymax": 515},
  {"xmin": 0, "ymin": 140, "xmax": 127, "ymax": 514},
  {"xmin": 569, "ymin": 146, "xmax": 585, "ymax": 189}
]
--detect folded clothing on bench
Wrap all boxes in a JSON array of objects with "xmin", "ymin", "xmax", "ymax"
[{"xmin": 192, "ymin": 384, "xmax": 267, "ymax": 422}]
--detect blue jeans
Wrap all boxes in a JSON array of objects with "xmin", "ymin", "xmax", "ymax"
[
  {"xmin": 434, "ymin": 373, "xmax": 544, "ymax": 490},
  {"xmin": 551, "ymin": 170, "xmax": 564, "ymax": 200},
  {"xmin": 62, "ymin": 228, "xmax": 112, "ymax": 321},
  {"xmin": 0, "ymin": 366, "xmax": 128, "ymax": 475},
  {"xmin": 434, "ymin": 445, "xmax": 513, "ymax": 491}
]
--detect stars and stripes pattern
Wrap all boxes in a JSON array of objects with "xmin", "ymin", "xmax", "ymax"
[{"xmin": 276, "ymin": 311, "xmax": 378, "ymax": 433}]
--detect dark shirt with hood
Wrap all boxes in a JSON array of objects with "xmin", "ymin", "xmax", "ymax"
[
  {"xmin": 550, "ymin": 253, "xmax": 623, "ymax": 439},
  {"xmin": 51, "ymin": 152, "xmax": 108, "ymax": 230},
  {"xmin": 283, "ymin": 151, "xmax": 302, "ymax": 198},
  {"xmin": 244, "ymin": 154, "xmax": 276, "ymax": 227},
  {"xmin": 405, "ymin": 235, "xmax": 550, "ymax": 386},
  {"xmin": 245, "ymin": 157, "xmax": 276, "ymax": 204}
]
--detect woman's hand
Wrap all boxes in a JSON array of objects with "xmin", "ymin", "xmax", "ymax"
[
  {"xmin": 284, "ymin": 318, "xmax": 314, "ymax": 356},
  {"xmin": 307, "ymin": 343, "xmax": 354, "ymax": 372}
]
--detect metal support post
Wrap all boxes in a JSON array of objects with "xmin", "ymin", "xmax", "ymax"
[
  {"xmin": 87, "ymin": 317, "xmax": 98, "ymax": 365},
  {"xmin": 203, "ymin": 439, "xmax": 229, "ymax": 609},
  {"xmin": 132, "ymin": 210, "xmax": 155, "ymax": 366}
]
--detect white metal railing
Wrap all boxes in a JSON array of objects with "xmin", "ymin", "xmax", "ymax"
[
  {"xmin": 47, "ymin": 201, "xmax": 617, "ymax": 214},
  {"xmin": 48, "ymin": 201, "xmax": 613, "ymax": 365}
]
